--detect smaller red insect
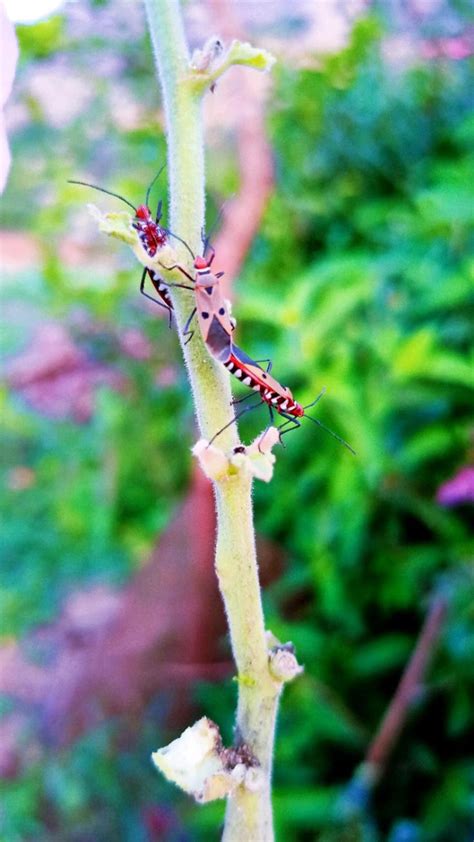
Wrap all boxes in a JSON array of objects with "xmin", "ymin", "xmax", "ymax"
[
  {"xmin": 69, "ymin": 169, "xmax": 174, "ymax": 321},
  {"xmin": 133, "ymin": 202, "xmax": 167, "ymax": 258}
]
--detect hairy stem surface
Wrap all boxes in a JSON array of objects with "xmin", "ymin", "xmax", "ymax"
[{"xmin": 144, "ymin": 1, "xmax": 280, "ymax": 838}]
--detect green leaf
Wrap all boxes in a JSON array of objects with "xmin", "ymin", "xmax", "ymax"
[{"xmin": 350, "ymin": 635, "xmax": 412, "ymax": 677}]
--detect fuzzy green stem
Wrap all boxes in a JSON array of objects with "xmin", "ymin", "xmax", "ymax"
[
  {"xmin": 216, "ymin": 479, "xmax": 281, "ymax": 840},
  {"xmin": 144, "ymin": 1, "xmax": 281, "ymax": 838},
  {"xmin": 144, "ymin": 0, "xmax": 234, "ymax": 442}
]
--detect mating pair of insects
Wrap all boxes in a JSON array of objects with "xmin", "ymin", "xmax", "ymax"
[{"xmin": 69, "ymin": 176, "xmax": 354, "ymax": 453}]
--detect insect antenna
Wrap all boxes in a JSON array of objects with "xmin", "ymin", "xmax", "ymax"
[
  {"xmin": 68, "ymin": 180, "xmax": 137, "ymax": 212},
  {"xmin": 304, "ymin": 414, "xmax": 356, "ymax": 455},
  {"xmin": 166, "ymin": 230, "xmax": 196, "ymax": 261},
  {"xmin": 303, "ymin": 387, "xmax": 326, "ymax": 411},
  {"xmin": 202, "ymin": 194, "xmax": 234, "ymax": 254},
  {"xmin": 145, "ymin": 163, "xmax": 166, "ymax": 208}
]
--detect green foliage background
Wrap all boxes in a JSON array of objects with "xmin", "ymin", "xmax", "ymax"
[{"xmin": 1, "ymin": 4, "xmax": 473, "ymax": 841}]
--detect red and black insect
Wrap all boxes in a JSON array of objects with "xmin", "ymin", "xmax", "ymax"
[
  {"xmin": 157, "ymin": 235, "xmax": 353, "ymax": 452},
  {"xmin": 69, "ymin": 171, "xmax": 174, "ymax": 322},
  {"xmin": 158, "ymin": 235, "xmax": 236, "ymax": 349},
  {"xmin": 209, "ymin": 342, "xmax": 355, "ymax": 453}
]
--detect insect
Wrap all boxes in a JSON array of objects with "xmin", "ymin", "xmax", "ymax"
[
  {"xmin": 208, "ymin": 342, "xmax": 355, "ymax": 453},
  {"xmin": 68, "ymin": 170, "xmax": 174, "ymax": 322},
  {"xmin": 158, "ymin": 235, "xmax": 353, "ymax": 453},
  {"xmin": 159, "ymin": 237, "xmax": 236, "ymax": 349}
]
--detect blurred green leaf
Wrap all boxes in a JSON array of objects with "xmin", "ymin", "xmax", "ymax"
[{"xmin": 16, "ymin": 16, "xmax": 64, "ymax": 60}]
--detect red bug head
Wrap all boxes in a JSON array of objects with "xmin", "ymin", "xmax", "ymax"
[
  {"xmin": 194, "ymin": 255, "xmax": 208, "ymax": 270},
  {"xmin": 293, "ymin": 403, "xmax": 305, "ymax": 418},
  {"xmin": 135, "ymin": 204, "xmax": 151, "ymax": 220}
]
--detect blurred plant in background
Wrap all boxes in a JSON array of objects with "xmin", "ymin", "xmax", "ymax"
[{"xmin": 1, "ymin": 1, "xmax": 473, "ymax": 840}]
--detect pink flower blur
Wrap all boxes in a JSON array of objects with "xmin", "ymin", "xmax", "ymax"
[
  {"xmin": 436, "ymin": 466, "xmax": 474, "ymax": 507},
  {"xmin": 421, "ymin": 36, "xmax": 473, "ymax": 61},
  {"xmin": 0, "ymin": 5, "xmax": 19, "ymax": 192}
]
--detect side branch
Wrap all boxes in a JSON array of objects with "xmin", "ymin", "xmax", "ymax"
[{"xmin": 366, "ymin": 596, "xmax": 447, "ymax": 775}]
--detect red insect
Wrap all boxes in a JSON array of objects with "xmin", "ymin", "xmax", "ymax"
[
  {"xmin": 159, "ymin": 237, "xmax": 236, "ymax": 347},
  {"xmin": 69, "ymin": 172, "xmax": 174, "ymax": 321},
  {"xmin": 158, "ymin": 236, "xmax": 353, "ymax": 452},
  {"xmin": 133, "ymin": 203, "xmax": 167, "ymax": 257},
  {"xmin": 209, "ymin": 341, "xmax": 355, "ymax": 453}
]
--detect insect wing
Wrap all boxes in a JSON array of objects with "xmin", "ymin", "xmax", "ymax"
[
  {"xmin": 231, "ymin": 345, "xmax": 294, "ymax": 400},
  {"xmin": 205, "ymin": 316, "xmax": 233, "ymax": 362},
  {"xmin": 195, "ymin": 271, "xmax": 234, "ymax": 335},
  {"xmin": 195, "ymin": 284, "xmax": 234, "ymax": 345}
]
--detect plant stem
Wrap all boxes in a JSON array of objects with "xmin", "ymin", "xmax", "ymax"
[
  {"xmin": 144, "ymin": 0, "xmax": 233, "ymax": 441},
  {"xmin": 216, "ymin": 480, "xmax": 281, "ymax": 840},
  {"xmin": 144, "ymin": 1, "xmax": 281, "ymax": 838}
]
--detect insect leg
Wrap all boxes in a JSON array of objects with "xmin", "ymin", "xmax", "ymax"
[
  {"xmin": 230, "ymin": 391, "xmax": 257, "ymax": 407},
  {"xmin": 159, "ymin": 262, "xmax": 195, "ymax": 284},
  {"xmin": 208, "ymin": 400, "xmax": 264, "ymax": 447},
  {"xmin": 277, "ymin": 412, "xmax": 301, "ymax": 441},
  {"xmin": 183, "ymin": 307, "xmax": 197, "ymax": 345},
  {"xmin": 139, "ymin": 267, "xmax": 172, "ymax": 313},
  {"xmin": 277, "ymin": 407, "xmax": 355, "ymax": 453},
  {"xmin": 253, "ymin": 359, "xmax": 273, "ymax": 373},
  {"xmin": 257, "ymin": 405, "xmax": 275, "ymax": 454},
  {"xmin": 157, "ymin": 280, "xmax": 195, "ymax": 292}
]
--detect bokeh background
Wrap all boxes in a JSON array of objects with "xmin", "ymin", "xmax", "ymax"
[{"xmin": 1, "ymin": 0, "xmax": 473, "ymax": 840}]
